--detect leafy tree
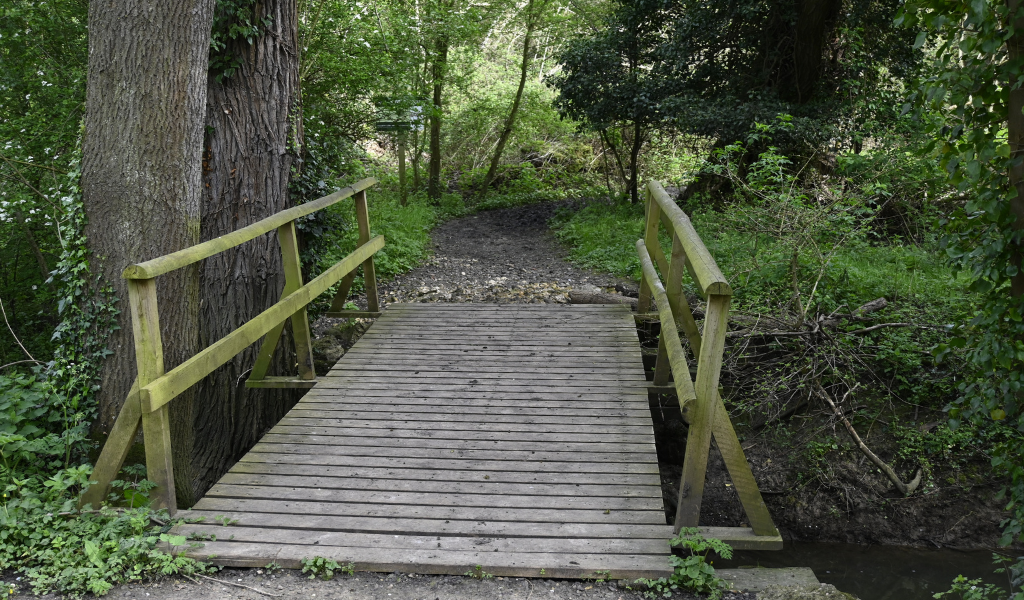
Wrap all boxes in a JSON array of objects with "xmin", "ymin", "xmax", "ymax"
[
  {"xmin": 902, "ymin": 0, "xmax": 1024, "ymax": 589},
  {"xmin": 551, "ymin": 0, "xmax": 677, "ymax": 203}
]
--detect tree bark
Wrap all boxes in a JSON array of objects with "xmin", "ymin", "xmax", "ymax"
[
  {"xmin": 1007, "ymin": 0, "xmax": 1024, "ymax": 297},
  {"xmin": 482, "ymin": 0, "xmax": 538, "ymax": 192},
  {"xmin": 186, "ymin": 0, "xmax": 304, "ymax": 504},
  {"xmin": 82, "ymin": 0, "xmax": 214, "ymax": 460},
  {"xmin": 627, "ymin": 119, "xmax": 644, "ymax": 204},
  {"xmin": 787, "ymin": 0, "xmax": 841, "ymax": 104},
  {"xmin": 428, "ymin": 35, "xmax": 449, "ymax": 201}
]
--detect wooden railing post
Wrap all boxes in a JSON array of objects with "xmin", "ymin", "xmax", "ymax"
[
  {"xmin": 674, "ymin": 293, "xmax": 729, "ymax": 531},
  {"xmin": 637, "ymin": 185, "xmax": 658, "ymax": 315},
  {"xmin": 280, "ymin": 221, "xmax": 315, "ymax": 380},
  {"xmin": 355, "ymin": 189, "xmax": 380, "ymax": 313},
  {"xmin": 127, "ymin": 278, "xmax": 177, "ymax": 514}
]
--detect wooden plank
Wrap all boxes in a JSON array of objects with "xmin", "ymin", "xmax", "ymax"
[
  {"xmin": 323, "ymin": 362, "xmax": 643, "ymax": 370},
  {"xmin": 688, "ymin": 527, "xmax": 783, "ymax": 551},
  {"xmin": 289, "ymin": 403, "xmax": 651, "ymax": 417},
  {"xmin": 259, "ymin": 433, "xmax": 656, "ymax": 453},
  {"xmin": 647, "ymin": 181, "xmax": 730, "ymax": 296},
  {"xmin": 215, "ymin": 472, "xmax": 660, "ymax": 497},
  {"xmin": 268, "ymin": 425, "xmax": 654, "ymax": 443},
  {"xmin": 127, "ymin": 278, "xmax": 176, "ymax": 513},
  {"xmin": 172, "ymin": 525, "xmax": 669, "ymax": 555},
  {"xmin": 226, "ymin": 462, "xmax": 663, "ymax": 486},
  {"xmin": 140, "ymin": 235, "xmax": 384, "ymax": 413},
  {"xmin": 180, "ymin": 507, "xmax": 673, "ymax": 538},
  {"xmin": 676, "ymin": 294, "xmax": 730, "ymax": 531},
  {"xmin": 203, "ymin": 484, "xmax": 664, "ymax": 511},
  {"xmin": 309, "ymin": 382, "xmax": 649, "ymax": 392},
  {"xmin": 245, "ymin": 376, "xmax": 318, "ymax": 389},
  {"xmin": 173, "ymin": 540, "xmax": 672, "ymax": 579},
  {"xmin": 123, "ymin": 178, "xmax": 377, "ymax": 279},
  {"xmin": 324, "ymin": 310, "xmax": 382, "ymax": 318},
  {"xmin": 299, "ymin": 390, "xmax": 649, "ymax": 401},
  {"xmin": 239, "ymin": 452, "xmax": 662, "ymax": 474},
  {"xmin": 273, "ymin": 410, "xmax": 652, "ymax": 426},
  {"xmin": 80, "ymin": 380, "xmax": 141, "ymax": 509},
  {"xmin": 293, "ymin": 397, "xmax": 650, "ymax": 411},
  {"xmin": 276, "ymin": 418, "xmax": 652, "ymax": 435},
  {"xmin": 249, "ymin": 443, "xmax": 658, "ymax": 464},
  {"xmin": 320, "ymin": 373, "xmax": 646, "ymax": 382}
]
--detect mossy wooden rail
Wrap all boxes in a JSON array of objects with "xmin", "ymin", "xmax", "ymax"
[
  {"xmin": 80, "ymin": 178, "xmax": 385, "ymax": 514},
  {"xmin": 638, "ymin": 180, "xmax": 782, "ymax": 550}
]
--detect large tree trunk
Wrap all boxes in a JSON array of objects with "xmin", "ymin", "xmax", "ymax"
[
  {"xmin": 183, "ymin": 0, "xmax": 304, "ymax": 504},
  {"xmin": 82, "ymin": 0, "xmax": 215, "ymax": 493},
  {"xmin": 482, "ymin": 0, "xmax": 537, "ymax": 192},
  {"xmin": 787, "ymin": 0, "xmax": 842, "ymax": 104},
  {"xmin": 427, "ymin": 36, "xmax": 449, "ymax": 201},
  {"xmin": 1008, "ymin": 0, "xmax": 1024, "ymax": 298}
]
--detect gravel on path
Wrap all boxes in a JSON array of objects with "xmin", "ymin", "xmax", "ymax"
[{"xmin": 361, "ymin": 201, "xmax": 628, "ymax": 309}]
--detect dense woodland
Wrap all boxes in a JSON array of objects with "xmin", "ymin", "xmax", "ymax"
[{"xmin": 1, "ymin": 0, "xmax": 1024, "ymax": 596}]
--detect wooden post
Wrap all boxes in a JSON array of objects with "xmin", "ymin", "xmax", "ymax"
[
  {"xmin": 279, "ymin": 221, "xmax": 315, "ymax": 379},
  {"xmin": 127, "ymin": 278, "xmax": 176, "ymax": 514},
  {"xmin": 354, "ymin": 190, "xmax": 380, "ymax": 312},
  {"xmin": 637, "ymin": 185, "xmax": 659, "ymax": 314},
  {"xmin": 675, "ymin": 293, "xmax": 730, "ymax": 532},
  {"xmin": 398, "ymin": 133, "xmax": 408, "ymax": 207},
  {"xmin": 79, "ymin": 380, "xmax": 141, "ymax": 509}
]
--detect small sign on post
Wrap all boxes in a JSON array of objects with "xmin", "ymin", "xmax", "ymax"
[{"xmin": 376, "ymin": 121, "xmax": 413, "ymax": 205}]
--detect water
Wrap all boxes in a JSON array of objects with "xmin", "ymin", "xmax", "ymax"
[{"xmin": 716, "ymin": 542, "xmax": 1017, "ymax": 599}]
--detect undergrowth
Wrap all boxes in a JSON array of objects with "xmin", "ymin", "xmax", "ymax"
[{"xmin": 634, "ymin": 529, "xmax": 732, "ymax": 599}]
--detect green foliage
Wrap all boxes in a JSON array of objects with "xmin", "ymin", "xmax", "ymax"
[
  {"xmin": 301, "ymin": 556, "xmax": 354, "ymax": 580},
  {"xmin": 1, "ymin": 465, "xmax": 210, "ymax": 598},
  {"xmin": 900, "ymin": 0, "xmax": 1024, "ymax": 580},
  {"xmin": 0, "ymin": 369, "xmax": 82, "ymax": 485},
  {"xmin": 209, "ymin": 0, "xmax": 272, "ymax": 81},
  {"xmin": 634, "ymin": 529, "xmax": 732, "ymax": 600},
  {"xmin": 934, "ymin": 553, "xmax": 1023, "ymax": 600},
  {"xmin": 464, "ymin": 565, "xmax": 494, "ymax": 579}
]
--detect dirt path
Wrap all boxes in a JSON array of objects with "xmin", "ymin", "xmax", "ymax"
[{"xmin": 373, "ymin": 201, "xmax": 627, "ymax": 307}]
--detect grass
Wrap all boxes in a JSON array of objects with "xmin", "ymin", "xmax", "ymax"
[{"xmin": 550, "ymin": 198, "xmax": 975, "ymax": 323}]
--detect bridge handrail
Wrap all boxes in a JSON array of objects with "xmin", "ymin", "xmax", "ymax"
[
  {"xmin": 636, "ymin": 180, "xmax": 779, "ymax": 546},
  {"xmin": 645, "ymin": 181, "xmax": 730, "ymax": 297},
  {"xmin": 123, "ymin": 178, "xmax": 377, "ymax": 279},
  {"xmin": 82, "ymin": 177, "xmax": 384, "ymax": 514}
]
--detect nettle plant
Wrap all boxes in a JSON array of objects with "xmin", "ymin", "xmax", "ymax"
[{"xmin": 634, "ymin": 529, "xmax": 732, "ymax": 600}]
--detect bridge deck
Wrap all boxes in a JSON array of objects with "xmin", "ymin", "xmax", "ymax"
[{"xmin": 173, "ymin": 303, "xmax": 673, "ymax": 579}]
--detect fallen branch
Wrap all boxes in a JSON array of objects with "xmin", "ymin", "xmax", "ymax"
[
  {"xmin": 569, "ymin": 289, "xmax": 638, "ymax": 309},
  {"xmin": 195, "ymin": 574, "xmax": 282, "ymax": 597},
  {"xmin": 814, "ymin": 382, "xmax": 922, "ymax": 496}
]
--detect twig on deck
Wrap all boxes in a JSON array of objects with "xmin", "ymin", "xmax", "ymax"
[{"xmin": 195, "ymin": 574, "xmax": 283, "ymax": 597}]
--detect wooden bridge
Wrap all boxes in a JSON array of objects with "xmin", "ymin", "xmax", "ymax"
[{"xmin": 82, "ymin": 179, "xmax": 781, "ymax": 580}]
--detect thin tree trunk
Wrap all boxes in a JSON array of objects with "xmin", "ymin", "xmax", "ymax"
[
  {"xmin": 482, "ymin": 0, "xmax": 537, "ymax": 192},
  {"xmin": 627, "ymin": 119, "xmax": 643, "ymax": 204},
  {"xmin": 1008, "ymin": 0, "xmax": 1024, "ymax": 297},
  {"xmin": 12, "ymin": 208, "xmax": 54, "ymax": 292},
  {"xmin": 82, "ymin": 0, "xmax": 214, "ymax": 470},
  {"xmin": 188, "ymin": 0, "xmax": 303, "ymax": 505},
  {"xmin": 428, "ymin": 35, "xmax": 449, "ymax": 201}
]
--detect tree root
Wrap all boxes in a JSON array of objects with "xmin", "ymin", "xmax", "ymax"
[{"xmin": 814, "ymin": 382, "xmax": 922, "ymax": 496}]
